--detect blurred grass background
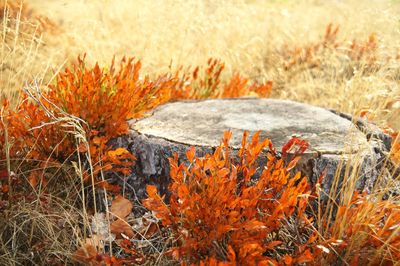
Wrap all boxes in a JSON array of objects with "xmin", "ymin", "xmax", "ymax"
[{"xmin": 2, "ymin": 0, "xmax": 398, "ymax": 128}]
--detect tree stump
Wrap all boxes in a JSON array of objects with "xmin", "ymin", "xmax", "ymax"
[{"xmin": 110, "ymin": 98, "xmax": 392, "ymax": 201}]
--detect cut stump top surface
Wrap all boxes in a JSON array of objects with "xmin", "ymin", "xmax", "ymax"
[{"xmin": 131, "ymin": 99, "xmax": 369, "ymax": 154}]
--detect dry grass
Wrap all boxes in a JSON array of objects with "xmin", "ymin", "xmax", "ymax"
[
  {"xmin": 24, "ymin": 0, "xmax": 400, "ymax": 129},
  {"xmin": 1, "ymin": 0, "xmax": 400, "ymax": 265},
  {"xmin": 0, "ymin": 0, "xmax": 61, "ymax": 105},
  {"xmin": 0, "ymin": 82, "xmax": 96, "ymax": 265}
]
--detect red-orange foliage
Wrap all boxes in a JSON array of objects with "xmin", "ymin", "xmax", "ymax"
[
  {"xmin": 143, "ymin": 131, "xmax": 311, "ymax": 265},
  {"xmin": 1, "ymin": 96, "xmax": 71, "ymax": 161},
  {"xmin": 312, "ymin": 191, "xmax": 400, "ymax": 266},
  {"xmin": 2, "ymin": 55, "xmax": 163, "ymax": 162},
  {"xmin": 47, "ymin": 55, "xmax": 172, "ymax": 136},
  {"xmin": 282, "ymin": 23, "xmax": 379, "ymax": 71},
  {"xmin": 388, "ymin": 131, "xmax": 400, "ymax": 167},
  {"xmin": 392, "ymin": 141, "xmax": 400, "ymax": 167},
  {"xmin": 74, "ymin": 239, "xmax": 146, "ymax": 266},
  {"xmin": 0, "ymin": 53, "xmax": 273, "ymax": 195},
  {"xmin": 348, "ymin": 33, "xmax": 378, "ymax": 63},
  {"xmin": 1, "ymin": 55, "xmax": 176, "ymax": 191},
  {"xmin": 143, "ymin": 130, "xmax": 400, "ymax": 265},
  {"xmin": 1, "ymin": 93, "xmax": 135, "ymax": 191},
  {"xmin": 171, "ymin": 58, "xmax": 272, "ymax": 100}
]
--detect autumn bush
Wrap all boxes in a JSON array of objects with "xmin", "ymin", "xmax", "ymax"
[
  {"xmin": 0, "ymin": 54, "xmax": 171, "ymax": 264},
  {"xmin": 280, "ymin": 24, "xmax": 379, "ymax": 72},
  {"xmin": 0, "ymin": 68, "xmax": 398, "ymax": 265},
  {"xmin": 143, "ymin": 131, "xmax": 315, "ymax": 265},
  {"xmin": 316, "ymin": 192, "xmax": 400, "ymax": 265},
  {"xmin": 171, "ymin": 58, "xmax": 272, "ymax": 100},
  {"xmin": 389, "ymin": 132, "xmax": 400, "ymax": 169},
  {"xmin": 142, "ymin": 130, "xmax": 400, "ymax": 265},
  {"xmin": 0, "ymin": 56, "xmax": 160, "ymax": 192}
]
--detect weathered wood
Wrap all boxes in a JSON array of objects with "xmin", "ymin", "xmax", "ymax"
[{"xmin": 109, "ymin": 98, "xmax": 392, "ymax": 201}]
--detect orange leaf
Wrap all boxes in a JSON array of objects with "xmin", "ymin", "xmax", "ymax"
[
  {"xmin": 78, "ymin": 142, "xmax": 88, "ymax": 153},
  {"xmin": 217, "ymin": 224, "xmax": 232, "ymax": 237},
  {"xmin": 2, "ymin": 184, "xmax": 9, "ymax": 193},
  {"xmin": 186, "ymin": 146, "xmax": 196, "ymax": 162},
  {"xmin": 227, "ymin": 245, "xmax": 236, "ymax": 262},
  {"xmin": 171, "ymin": 248, "xmax": 180, "ymax": 260},
  {"xmin": 110, "ymin": 219, "xmax": 135, "ymax": 239},
  {"xmin": 223, "ymin": 130, "xmax": 232, "ymax": 146},
  {"xmin": 178, "ymin": 185, "xmax": 189, "ymax": 199},
  {"xmin": 73, "ymin": 244, "xmax": 98, "ymax": 264},
  {"xmin": 265, "ymin": 241, "xmax": 282, "ymax": 250},
  {"xmin": 295, "ymin": 249, "xmax": 313, "ymax": 264},
  {"xmin": 143, "ymin": 222, "xmax": 159, "ymax": 238},
  {"xmin": 110, "ymin": 195, "xmax": 133, "ymax": 219},
  {"xmin": 146, "ymin": 185, "xmax": 158, "ymax": 197},
  {"xmin": 283, "ymin": 255, "xmax": 293, "ymax": 265},
  {"xmin": 217, "ymin": 168, "xmax": 230, "ymax": 178},
  {"xmin": 96, "ymin": 181, "xmax": 121, "ymax": 193},
  {"xmin": 108, "ymin": 147, "xmax": 129, "ymax": 158},
  {"xmin": 92, "ymin": 136, "xmax": 102, "ymax": 145},
  {"xmin": 242, "ymin": 220, "xmax": 266, "ymax": 231},
  {"xmin": 28, "ymin": 172, "xmax": 39, "ymax": 188},
  {"xmin": 286, "ymin": 156, "xmax": 301, "ymax": 171}
]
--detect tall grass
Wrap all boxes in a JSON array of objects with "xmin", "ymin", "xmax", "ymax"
[
  {"xmin": 26, "ymin": 0, "xmax": 400, "ymax": 129},
  {"xmin": 0, "ymin": 0, "xmax": 60, "ymax": 105}
]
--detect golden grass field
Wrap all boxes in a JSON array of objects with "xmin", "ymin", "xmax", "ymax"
[
  {"xmin": 1, "ymin": 0, "xmax": 400, "ymax": 265},
  {"xmin": 4, "ymin": 0, "xmax": 399, "ymax": 128}
]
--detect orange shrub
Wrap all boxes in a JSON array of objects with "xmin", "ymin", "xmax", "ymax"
[
  {"xmin": 389, "ymin": 131, "xmax": 400, "ymax": 167},
  {"xmin": 392, "ymin": 141, "xmax": 400, "ymax": 167},
  {"xmin": 0, "ymin": 55, "xmax": 176, "ymax": 191},
  {"xmin": 43, "ymin": 55, "xmax": 180, "ymax": 183},
  {"xmin": 46, "ymin": 55, "xmax": 172, "ymax": 137},
  {"xmin": 143, "ymin": 130, "xmax": 400, "ymax": 265},
  {"xmin": 143, "ymin": 131, "xmax": 311, "ymax": 265},
  {"xmin": 171, "ymin": 58, "xmax": 272, "ymax": 100},
  {"xmin": 0, "ymin": 96, "xmax": 71, "ymax": 161},
  {"xmin": 4, "ymin": 56, "xmax": 167, "ymax": 162},
  {"xmin": 311, "ymin": 192, "xmax": 400, "ymax": 266},
  {"xmin": 281, "ymin": 23, "xmax": 379, "ymax": 71}
]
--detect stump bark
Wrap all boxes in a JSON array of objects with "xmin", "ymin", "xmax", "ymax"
[{"xmin": 110, "ymin": 98, "xmax": 392, "ymax": 201}]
